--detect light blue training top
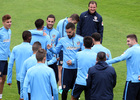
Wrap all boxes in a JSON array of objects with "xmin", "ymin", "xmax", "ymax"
[
  {"xmin": 106, "ymin": 44, "xmax": 140, "ymax": 82},
  {"xmin": 0, "ymin": 26, "xmax": 11, "ymax": 60},
  {"xmin": 7, "ymin": 42, "xmax": 32, "ymax": 82},
  {"xmin": 23, "ymin": 63, "xmax": 58, "ymax": 100}
]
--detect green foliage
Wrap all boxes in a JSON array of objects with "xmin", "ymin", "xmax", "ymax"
[{"xmin": 0, "ymin": 0, "xmax": 140, "ymax": 99}]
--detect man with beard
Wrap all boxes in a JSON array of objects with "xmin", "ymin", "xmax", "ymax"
[
  {"xmin": 47, "ymin": 22, "xmax": 84, "ymax": 100},
  {"xmin": 43, "ymin": 14, "xmax": 59, "ymax": 83}
]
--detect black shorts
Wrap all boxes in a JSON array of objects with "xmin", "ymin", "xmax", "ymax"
[
  {"xmin": 123, "ymin": 81, "xmax": 140, "ymax": 100},
  {"xmin": 58, "ymin": 50, "xmax": 63, "ymax": 66},
  {"xmin": 17, "ymin": 81, "xmax": 20, "ymax": 95},
  {"xmin": 0, "ymin": 61, "xmax": 8, "ymax": 77},
  {"xmin": 72, "ymin": 84, "xmax": 90, "ymax": 100},
  {"xmin": 62, "ymin": 68, "xmax": 77, "ymax": 91},
  {"xmin": 48, "ymin": 62, "xmax": 59, "ymax": 83}
]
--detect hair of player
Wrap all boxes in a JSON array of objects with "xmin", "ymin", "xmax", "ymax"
[
  {"xmin": 70, "ymin": 14, "xmax": 80, "ymax": 22},
  {"xmin": 91, "ymin": 32, "xmax": 101, "ymax": 41},
  {"xmin": 84, "ymin": 36, "xmax": 93, "ymax": 48},
  {"xmin": 22, "ymin": 30, "xmax": 31, "ymax": 41},
  {"xmin": 88, "ymin": 0, "xmax": 97, "ymax": 7},
  {"xmin": 32, "ymin": 41, "xmax": 42, "ymax": 52},
  {"xmin": 66, "ymin": 22, "xmax": 75, "ymax": 30},
  {"xmin": 127, "ymin": 34, "xmax": 138, "ymax": 42},
  {"xmin": 47, "ymin": 14, "xmax": 55, "ymax": 21},
  {"xmin": 36, "ymin": 49, "xmax": 46, "ymax": 61},
  {"xmin": 35, "ymin": 19, "xmax": 44, "ymax": 29},
  {"xmin": 97, "ymin": 52, "xmax": 106, "ymax": 61},
  {"xmin": 2, "ymin": 14, "xmax": 11, "ymax": 22}
]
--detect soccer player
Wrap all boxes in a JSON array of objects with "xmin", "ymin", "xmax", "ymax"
[
  {"xmin": 20, "ymin": 41, "xmax": 41, "ymax": 100},
  {"xmin": 47, "ymin": 22, "xmax": 83, "ymax": 100},
  {"xmin": 91, "ymin": 32, "xmax": 112, "ymax": 64},
  {"xmin": 7, "ymin": 31, "xmax": 32, "ymax": 97},
  {"xmin": 23, "ymin": 49, "xmax": 58, "ymax": 100},
  {"xmin": 43, "ymin": 14, "xmax": 59, "ymax": 83},
  {"xmin": 71, "ymin": 36, "xmax": 97, "ymax": 100},
  {"xmin": 76, "ymin": 1, "xmax": 103, "ymax": 43},
  {"xmin": 56, "ymin": 14, "xmax": 80, "ymax": 94},
  {"xmin": 30, "ymin": 19, "xmax": 51, "ymax": 50},
  {"xmin": 87, "ymin": 52, "xmax": 116, "ymax": 100},
  {"xmin": 0, "ymin": 14, "xmax": 12, "ymax": 100},
  {"xmin": 106, "ymin": 34, "xmax": 140, "ymax": 100}
]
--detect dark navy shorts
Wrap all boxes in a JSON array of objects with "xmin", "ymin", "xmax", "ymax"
[
  {"xmin": 17, "ymin": 81, "xmax": 20, "ymax": 95},
  {"xmin": 123, "ymin": 81, "xmax": 140, "ymax": 100},
  {"xmin": 58, "ymin": 50, "xmax": 63, "ymax": 66},
  {"xmin": 62, "ymin": 68, "xmax": 77, "ymax": 91},
  {"xmin": 0, "ymin": 61, "xmax": 8, "ymax": 77},
  {"xmin": 48, "ymin": 62, "xmax": 59, "ymax": 83},
  {"xmin": 72, "ymin": 84, "xmax": 90, "ymax": 100}
]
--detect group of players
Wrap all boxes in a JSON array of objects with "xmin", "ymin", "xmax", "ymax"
[{"xmin": 1, "ymin": 1, "xmax": 140, "ymax": 100}]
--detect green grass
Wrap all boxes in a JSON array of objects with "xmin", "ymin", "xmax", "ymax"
[{"xmin": 0, "ymin": 0, "xmax": 140, "ymax": 99}]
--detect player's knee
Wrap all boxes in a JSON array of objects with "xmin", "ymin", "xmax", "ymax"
[{"xmin": 2, "ymin": 77, "xmax": 6, "ymax": 83}]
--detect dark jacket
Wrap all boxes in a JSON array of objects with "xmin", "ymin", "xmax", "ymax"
[
  {"xmin": 76, "ymin": 10, "xmax": 103, "ymax": 42},
  {"xmin": 87, "ymin": 61, "xmax": 116, "ymax": 100}
]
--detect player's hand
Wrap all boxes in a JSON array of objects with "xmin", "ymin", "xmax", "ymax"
[
  {"xmin": 20, "ymin": 98, "xmax": 24, "ymax": 100},
  {"xmin": 138, "ymin": 75, "xmax": 140, "ymax": 80},
  {"xmin": 67, "ymin": 60, "xmax": 72, "ymax": 66},
  {"xmin": 7, "ymin": 83, "xmax": 12, "ymax": 87},
  {"xmin": 106, "ymin": 53, "xmax": 109, "ymax": 58},
  {"xmin": 47, "ymin": 44, "xmax": 52, "ymax": 49},
  {"xmin": 43, "ymin": 32, "xmax": 47, "ymax": 36},
  {"xmin": 57, "ymin": 57, "xmax": 60, "ymax": 61}
]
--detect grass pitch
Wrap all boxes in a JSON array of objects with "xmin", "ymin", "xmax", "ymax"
[{"xmin": 0, "ymin": 0, "xmax": 140, "ymax": 99}]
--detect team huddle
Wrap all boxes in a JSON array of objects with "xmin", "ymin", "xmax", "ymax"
[{"xmin": 0, "ymin": 1, "xmax": 140, "ymax": 100}]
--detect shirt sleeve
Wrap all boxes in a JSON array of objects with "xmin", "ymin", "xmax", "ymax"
[
  {"xmin": 76, "ymin": 14, "xmax": 83, "ymax": 35},
  {"xmin": 86, "ymin": 68, "xmax": 92, "ymax": 88},
  {"xmin": 50, "ymin": 69, "xmax": 58, "ymax": 100},
  {"xmin": 7, "ymin": 48, "xmax": 15, "ymax": 83},
  {"xmin": 106, "ymin": 49, "xmax": 131, "ymax": 64},
  {"xmin": 98, "ymin": 17, "xmax": 103, "ymax": 43},
  {"xmin": 47, "ymin": 56, "xmax": 57, "ymax": 65},
  {"xmin": 28, "ymin": 30, "xmax": 43, "ymax": 36},
  {"xmin": 20, "ymin": 61, "xmax": 27, "ymax": 99},
  {"xmin": 23, "ymin": 71, "xmax": 30, "ymax": 100},
  {"xmin": 49, "ymin": 39, "xmax": 63, "ymax": 54}
]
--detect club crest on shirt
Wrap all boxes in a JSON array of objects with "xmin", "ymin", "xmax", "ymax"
[
  {"xmin": 60, "ymin": 61, "xmax": 63, "ymax": 64},
  {"xmin": 77, "ymin": 41, "xmax": 80, "ymax": 45},
  {"xmin": 52, "ymin": 35, "xmax": 56, "ymax": 38},
  {"xmin": 93, "ymin": 16, "xmax": 98, "ymax": 22}
]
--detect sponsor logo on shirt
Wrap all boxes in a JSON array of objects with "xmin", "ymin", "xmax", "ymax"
[
  {"xmin": 3, "ymin": 39, "xmax": 10, "ymax": 42},
  {"xmin": 67, "ymin": 46, "xmax": 80, "ymax": 50}
]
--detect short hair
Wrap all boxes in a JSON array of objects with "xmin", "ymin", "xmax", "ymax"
[
  {"xmin": 97, "ymin": 52, "xmax": 106, "ymax": 61},
  {"xmin": 91, "ymin": 32, "xmax": 101, "ymax": 41},
  {"xmin": 70, "ymin": 14, "xmax": 80, "ymax": 22},
  {"xmin": 2, "ymin": 14, "xmax": 11, "ymax": 22},
  {"xmin": 22, "ymin": 31, "xmax": 31, "ymax": 41},
  {"xmin": 47, "ymin": 14, "xmax": 55, "ymax": 21},
  {"xmin": 32, "ymin": 41, "xmax": 42, "ymax": 52},
  {"xmin": 127, "ymin": 34, "xmax": 138, "ymax": 42},
  {"xmin": 88, "ymin": 1, "xmax": 97, "ymax": 7},
  {"xmin": 36, "ymin": 49, "xmax": 46, "ymax": 61},
  {"xmin": 66, "ymin": 22, "xmax": 75, "ymax": 30},
  {"xmin": 35, "ymin": 19, "xmax": 44, "ymax": 29},
  {"xmin": 84, "ymin": 36, "xmax": 93, "ymax": 48}
]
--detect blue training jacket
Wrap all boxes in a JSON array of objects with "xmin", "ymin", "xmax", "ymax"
[{"xmin": 76, "ymin": 10, "xmax": 103, "ymax": 42}]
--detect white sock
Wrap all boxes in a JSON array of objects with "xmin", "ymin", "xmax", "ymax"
[
  {"xmin": 0, "ymin": 94, "xmax": 2, "ymax": 99},
  {"xmin": 52, "ymin": 96, "xmax": 54, "ymax": 100},
  {"xmin": 59, "ymin": 86, "xmax": 62, "ymax": 90}
]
